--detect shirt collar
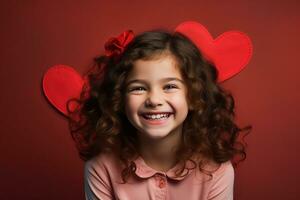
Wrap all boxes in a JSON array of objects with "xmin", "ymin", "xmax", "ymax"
[{"xmin": 133, "ymin": 156, "xmax": 195, "ymax": 181}]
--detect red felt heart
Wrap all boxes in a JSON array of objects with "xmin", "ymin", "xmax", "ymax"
[
  {"xmin": 42, "ymin": 65, "xmax": 84, "ymax": 116},
  {"xmin": 175, "ymin": 21, "xmax": 253, "ymax": 82}
]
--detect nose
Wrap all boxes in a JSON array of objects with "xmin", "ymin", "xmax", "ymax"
[{"xmin": 145, "ymin": 90, "xmax": 163, "ymax": 107}]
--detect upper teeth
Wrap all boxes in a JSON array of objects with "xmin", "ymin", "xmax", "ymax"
[{"xmin": 144, "ymin": 114, "xmax": 170, "ymax": 119}]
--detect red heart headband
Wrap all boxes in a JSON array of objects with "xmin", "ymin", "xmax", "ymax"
[{"xmin": 42, "ymin": 21, "xmax": 253, "ymax": 116}]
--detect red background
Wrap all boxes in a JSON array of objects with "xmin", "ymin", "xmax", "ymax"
[{"xmin": 1, "ymin": 1, "xmax": 299, "ymax": 199}]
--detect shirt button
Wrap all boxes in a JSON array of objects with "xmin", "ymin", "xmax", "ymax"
[{"xmin": 158, "ymin": 178, "xmax": 166, "ymax": 188}]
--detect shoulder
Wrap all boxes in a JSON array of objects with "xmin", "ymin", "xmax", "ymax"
[
  {"xmin": 200, "ymin": 159, "xmax": 234, "ymax": 178},
  {"xmin": 212, "ymin": 161, "xmax": 234, "ymax": 180},
  {"xmin": 85, "ymin": 152, "xmax": 114, "ymax": 167},
  {"xmin": 84, "ymin": 152, "xmax": 121, "ymax": 199},
  {"xmin": 84, "ymin": 151, "xmax": 122, "ymax": 178},
  {"xmin": 206, "ymin": 161, "xmax": 234, "ymax": 200}
]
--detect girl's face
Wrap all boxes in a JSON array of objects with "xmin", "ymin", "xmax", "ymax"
[{"xmin": 124, "ymin": 55, "xmax": 189, "ymax": 141}]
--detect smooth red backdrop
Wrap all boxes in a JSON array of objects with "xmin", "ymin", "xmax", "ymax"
[{"xmin": 1, "ymin": 1, "xmax": 299, "ymax": 199}]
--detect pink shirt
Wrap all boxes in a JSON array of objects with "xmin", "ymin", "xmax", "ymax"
[{"xmin": 84, "ymin": 152, "xmax": 234, "ymax": 200}]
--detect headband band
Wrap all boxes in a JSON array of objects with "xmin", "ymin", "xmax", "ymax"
[{"xmin": 42, "ymin": 21, "xmax": 253, "ymax": 116}]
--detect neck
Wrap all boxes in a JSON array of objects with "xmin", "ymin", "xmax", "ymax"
[{"xmin": 138, "ymin": 127, "xmax": 183, "ymax": 172}]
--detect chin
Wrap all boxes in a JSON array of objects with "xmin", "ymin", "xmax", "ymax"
[{"xmin": 136, "ymin": 125, "xmax": 182, "ymax": 141}]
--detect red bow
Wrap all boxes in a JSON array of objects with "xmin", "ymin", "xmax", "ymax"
[{"xmin": 104, "ymin": 30, "xmax": 134, "ymax": 57}]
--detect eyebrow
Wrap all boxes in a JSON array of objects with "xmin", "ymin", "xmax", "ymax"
[{"xmin": 126, "ymin": 77, "xmax": 184, "ymax": 86}]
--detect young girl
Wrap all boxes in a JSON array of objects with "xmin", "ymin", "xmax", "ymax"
[{"xmin": 68, "ymin": 29, "xmax": 250, "ymax": 200}]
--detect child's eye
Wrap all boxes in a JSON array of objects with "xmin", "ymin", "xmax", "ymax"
[
  {"xmin": 128, "ymin": 87, "xmax": 146, "ymax": 92},
  {"xmin": 164, "ymin": 84, "xmax": 178, "ymax": 90}
]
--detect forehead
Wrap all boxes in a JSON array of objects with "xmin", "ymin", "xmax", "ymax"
[{"xmin": 126, "ymin": 55, "xmax": 183, "ymax": 82}]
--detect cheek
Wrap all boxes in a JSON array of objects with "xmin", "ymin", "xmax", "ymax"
[
  {"xmin": 169, "ymin": 92, "xmax": 189, "ymax": 109},
  {"xmin": 125, "ymin": 96, "xmax": 142, "ymax": 114}
]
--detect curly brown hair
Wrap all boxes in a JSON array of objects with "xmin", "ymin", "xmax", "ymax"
[{"xmin": 67, "ymin": 29, "xmax": 251, "ymax": 183}]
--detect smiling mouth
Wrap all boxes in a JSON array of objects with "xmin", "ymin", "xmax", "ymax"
[{"xmin": 141, "ymin": 113, "xmax": 173, "ymax": 120}]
